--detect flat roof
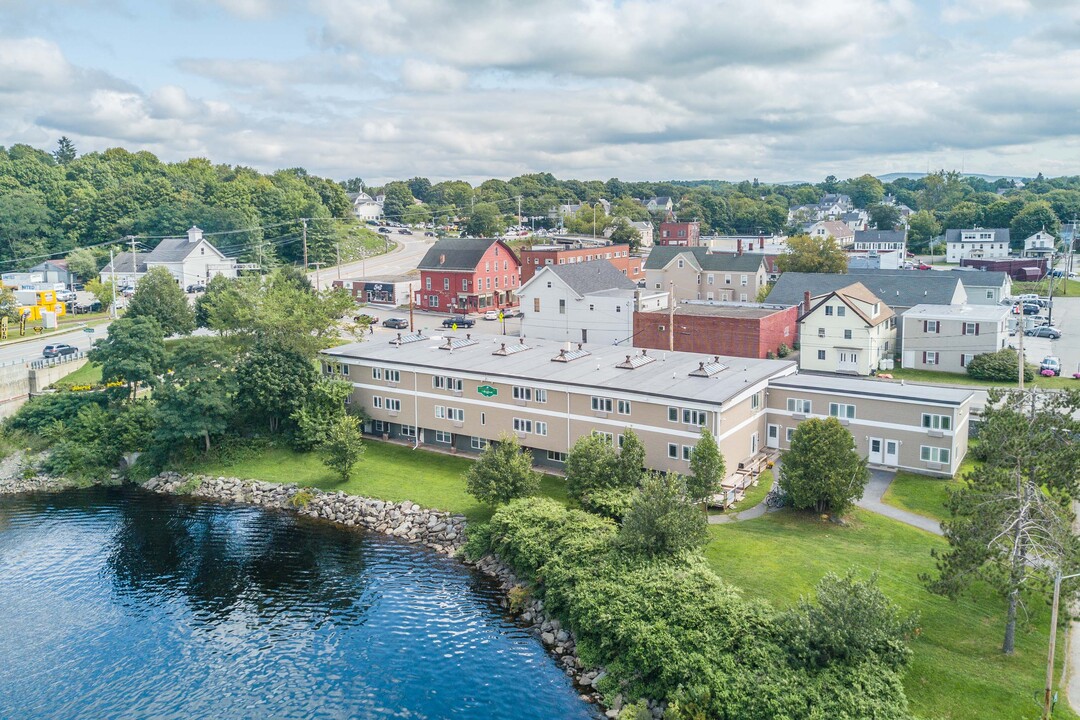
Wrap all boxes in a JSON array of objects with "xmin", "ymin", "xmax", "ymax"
[
  {"xmin": 639, "ymin": 303, "xmax": 792, "ymax": 319},
  {"xmin": 902, "ymin": 304, "xmax": 1011, "ymax": 321},
  {"xmin": 324, "ymin": 336, "xmax": 797, "ymax": 407},
  {"xmin": 770, "ymin": 373, "xmax": 974, "ymax": 406},
  {"xmin": 337, "ymin": 275, "xmax": 415, "ymax": 283}
]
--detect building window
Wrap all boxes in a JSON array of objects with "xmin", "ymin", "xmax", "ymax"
[
  {"xmin": 470, "ymin": 436, "xmax": 488, "ymax": 450},
  {"xmin": 925, "ymin": 351, "xmax": 939, "ymax": 365},
  {"xmin": 825, "ymin": 306, "xmax": 833, "ymax": 316},
  {"xmin": 596, "ymin": 431, "xmax": 614, "ymax": 445},
  {"xmin": 817, "ymin": 349, "xmax": 826, "ymax": 360},
  {"xmin": 341, "ymin": 365, "xmax": 350, "ymax": 376},
  {"xmin": 986, "ymin": 290, "xmax": 994, "ymax": 300},
  {"xmin": 535, "ymin": 422, "xmax": 548, "ymax": 436},
  {"xmin": 707, "ymin": 274, "xmax": 714, "ymax": 285},
  {"xmin": 443, "ymin": 278, "xmax": 450, "ymax": 290},
  {"xmin": 829, "ymin": 402, "xmax": 855, "ymax": 419},
  {"xmin": 372, "ymin": 396, "xmax": 383, "ymax": 409},
  {"xmin": 922, "ymin": 414, "xmax": 951, "ymax": 431},
  {"xmin": 385, "ymin": 369, "xmax": 400, "ymax": 383},
  {"xmin": 434, "ymin": 405, "xmax": 445, "ymax": 419},
  {"xmin": 547, "ymin": 450, "xmax": 567, "ymax": 463},
  {"xmin": 461, "ymin": 279, "xmax": 468, "ymax": 291},
  {"xmin": 425, "ymin": 277, "xmax": 432, "ymax": 290},
  {"xmin": 961, "ymin": 353, "xmax": 974, "ymax": 367},
  {"xmin": 535, "ymin": 389, "xmax": 547, "ymax": 403},
  {"xmin": 433, "ymin": 376, "xmax": 462, "ymax": 391},
  {"xmin": 513, "ymin": 386, "xmax": 532, "ymax": 401},
  {"xmin": 513, "ymin": 418, "xmax": 533, "ymax": 433},
  {"xmin": 818, "ymin": 327, "xmax": 825, "ymax": 338},
  {"xmin": 430, "ymin": 295, "xmax": 439, "ymax": 308},
  {"xmin": 785, "ymin": 427, "xmax": 795, "ymax": 442},
  {"xmin": 964, "ymin": 322, "xmax": 978, "ymax": 335},
  {"xmin": 534, "ymin": 298, "xmax": 540, "ymax": 313},
  {"xmin": 920, "ymin": 446, "xmax": 951, "ymax": 464},
  {"xmin": 372, "ymin": 367, "xmax": 384, "ymax": 380},
  {"xmin": 386, "ymin": 398, "xmax": 401, "ymax": 412},
  {"xmin": 837, "ymin": 306, "xmax": 846, "ymax": 317},
  {"xmin": 667, "ymin": 443, "xmax": 678, "ymax": 459},
  {"xmin": 668, "ymin": 407, "xmax": 679, "ymax": 422},
  {"xmin": 682, "ymin": 408, "xmax": 706, "ymax": 426},
  {"xmin": 373, "ymin": 420, "xmax": 386, "ymax": 432},
  {"xmin": 401, "ymin": 425, "xmax": 416, "ymax": 437},
  {"xmin": 678, "ymin": 259, "xmax": 684, "ymax": 268},
  {"xmin": 844, "ymin": 329, "xmax": 852, "ymax": 340},
  {"xmin": 559, "ymin": 299, "xmax": 566, "ymax": 315},
  {"xmin": 481, "ymin": 412, "xmax": 486, "ymax": 425},
  {"xmin": 591, "ymin": 396, "xmax": 613, "ymax": 413},
  {"xmin": 787, "ymin": 398, "xmax": 811, "ymax": 413},
  {"xmin": 751, "ymin": 392, "xmax": 761, "ymax": 410},
  {"xmin": 448, "ymin": 407, "xmax": 464, "ymax": 422},
  {"xmin": 435, "ymin": 430, "xmax": 452, "ymax": 444},
  {"xmin": 926, "ymin": 320, "xmax": 939, "ymax": 333},
  {"xmin": 740, "ymin": 274, "xmax": 748, "ymax": 286},
  {"xmin": 617, "ymin": 399, "xmax": 631, "ymax": 415},
  {"xmin": 682, "ymin": 445, "xmax": 693, "ymax": 461}
]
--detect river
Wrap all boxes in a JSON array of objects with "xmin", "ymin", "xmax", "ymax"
[{"xmin": 0, "ymin": 486, "xmax": 598, "ymax": 719}]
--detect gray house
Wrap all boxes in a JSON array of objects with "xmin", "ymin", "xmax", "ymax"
[
  {"xmin": 901, "ymin": 304, "xmax": 1012, "ymax": 373},
  {"xmin": 947, "ymin": 269, "xmax": 1012, "ymax": 304},
  {"xmin": 767, "ymin": 270, "xmax": 968, "ymax": 316}
]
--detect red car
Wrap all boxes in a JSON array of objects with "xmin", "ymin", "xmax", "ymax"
[{"xmin": 917, "ymin": 263, "xmax": 932, "ymax": 270}]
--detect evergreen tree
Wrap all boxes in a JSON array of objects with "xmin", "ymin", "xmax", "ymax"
[
  {"xmin": 464, "ymin": 433, "xmax": 540, "ymax": 505},
  {"xmin": 687, "ymin": 427, "xmax": 725, "ymax": 506}
]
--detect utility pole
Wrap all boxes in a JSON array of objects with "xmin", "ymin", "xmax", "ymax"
[
  {"xmin": 668, "ymin": 282, "xmax": 676, "ymax": 352},
  {"xmin": 1044, "ymin": 571, "xmax": 1080, "ymax": 719},
  {"xmin": 517, "ymin": 195, "xmax": 523, "ymax": 226},
  {"xmin": 312, "ymin": 262, "xmax": 323, "ymax": 292},
  {"xmin": 336, "ymin": 241, "xmax": 341, "ymax": 279},
  {"xmin": 109, "ymin": 248, "xmax": 117, "ymax": 319},
  {"xmin": 301, "ymin": 218, "xmax": 309, "ymax": 271},
  {"xmin": 1018, "ymin": 316, "xmax": 1025, "ymax": 390},
  {"xmin": 409, "ymin": 281, "xmax": 416, "ymax": 332}
]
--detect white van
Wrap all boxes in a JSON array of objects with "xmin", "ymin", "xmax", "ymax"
[{"xmin": 1016, "ymin": 293, "xmax": 1040, "ymax": 304}]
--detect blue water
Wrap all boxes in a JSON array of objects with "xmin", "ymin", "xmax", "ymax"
[{"xmin": 0, "ymin": 487, "xmax": 597, "ymax": 720}]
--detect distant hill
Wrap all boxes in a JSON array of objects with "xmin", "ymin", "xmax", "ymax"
[{"xmin": 875, "ymin": 172, "xmax": 1028, "ymax": 183}]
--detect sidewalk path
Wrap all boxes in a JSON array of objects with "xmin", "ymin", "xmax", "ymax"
[{"xmin": 856, "ymin": 468, "xmax": 943, "ymax": 536}]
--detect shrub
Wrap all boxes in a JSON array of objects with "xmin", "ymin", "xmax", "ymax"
[
  {"xmin": 579, "ymin": 487, "xmax": 636, "ymax": 520},
  {"xmin": 290, "ymin": 488, "xmax": 316, "ymax": 508},
  {"xmin": 777, "ymin": 343, "xmax": 791, "ymax": 358},
  {"xmin": 616, "ymin": 472, "xmax": 708, "ymax": 558},
  {"xmin": 464, "ymin": 433, "xmax": 540, "ymax": 505},
  {"xmin": 6, "ymin": 391, "xmax": 108, "ymax": 434},
  {"xmin": 780, "ymin": 418, "xmax": 869, "ymax": 516},
  {"xmin": 966, "ymin": 348, "xmax": 1034, "ymax": 382}
]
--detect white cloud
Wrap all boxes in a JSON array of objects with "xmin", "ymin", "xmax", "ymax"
[
  {"xmin": 0, "ymin": 37, "xmax": 72, "ymax": 90},
  {"xmin": 400, "ymin": 59, "xmax": 466, "ymax": 93}
]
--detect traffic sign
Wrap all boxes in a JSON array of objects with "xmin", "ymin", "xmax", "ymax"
[{"xmin": 477, "ymin": 384, "xmax": 498, "ymax": 397}]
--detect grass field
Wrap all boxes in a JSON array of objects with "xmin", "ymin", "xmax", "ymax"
[
  {"xmin": 886, "ymin": 367, "xmax": 1080, "ymax": 389},
  {"xmin": 883, "ymin": 455, "xmax": 975, "ymax": 522},
  {"xmin": 54, "ymin": 362, "xmax": 103, "ymax": 387},
  {"xmin": 705, "ymin": 509, "xmax": 1074, "ymax": 720},
  {"xmin": 185, "ymin": 439, "xmax": 1072, "ymax": 720},
  {"xmin": 184, "ymin": 440, "xmax": 568, "ymax": 524}
]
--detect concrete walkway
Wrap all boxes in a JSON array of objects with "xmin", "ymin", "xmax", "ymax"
[
  {"xmin": 708, "ymin": 498, "xmax": 774, "ymax": 524},
  {"xmin": 856, "ymin": 468, "xmax": 943, "ymax": 536}
]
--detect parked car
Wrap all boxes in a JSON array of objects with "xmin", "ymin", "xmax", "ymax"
[
  {"xmin": 424, "ymin": 231, "xmax": 436, "ymax": 237},
  {"xmin": 1040, "ymin": 356, "xmax": 1062, "ymax": 376},
  {"xmin": 382, "ymin": 317, "xmax": 409, "ymax": 329},
  {"xmin": 353, "ymin": 313, "xmax": 379, "ymax": 324},
  {"xmin": 1026, "ymin": 326, "xmax": 1062, "ymax": 339},
  {"xmin": 186, "ymin": 283, "xmax": 206, "ymax": 293},
  {"xmin": 483, "ymin": 310, "xmax": 500, "ymax": 320},
  {"xmin": 378, "ymin": 227, "xmax": 391, "ymax": 233},
  {"xmin": 503, "ymin": 308, "xmax": 524, "ymax": 318},
  {"xmin": 441, "ymin": 315, "xmax": 475, "ymax": 328},
  {"xmin": 55, "ymin": 290, "xmax": 76, "ymax": 302},
  {"xmin": 398, "ymin": 229, "xmax": 413, "ymax": 235},
  {"xmin": 73, "ymin": 300, "xmax": 102, "ymax": 314},
  {"xmin": 42, "ymin": 343, "xmax": 78, "ymax": 359},
  {"xmin": 120, "ymin": 286, "xmax": 136, "ymax": 297},
  {"xmin": 917, "ymin": 263, "xmax": 932, "ymax": 270},
  {"xmin": 1021, "ymin": 303, "xmax": 1041, "ymax": 315}
]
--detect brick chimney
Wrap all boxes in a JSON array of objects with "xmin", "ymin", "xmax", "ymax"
[
  {"xmin": 737, "ymin": 239, "xmax": 743, "ymax": 255},
  {"xmin": 759, "ymin": 237, "xmax": 764, "ymax": 250},
  {"xmin": 803, "ymin": 291, "xmax": 811, "ymax": 314}
]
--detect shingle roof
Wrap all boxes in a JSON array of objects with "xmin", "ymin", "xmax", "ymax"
[
  {"xmin": 100, "ymin": 251, "xmax": 147, "ymax": 274},
  {"xmin": 945, "ymin": 228, "xmax": 1011, "ymax": 243},
  {"xmin": 803, "ymin": 282, "xmax": 894, "ymax": 327},
  {"xmin": 767, "ymin": 270, "xmax": 964, "ymax": 308},
  {"xmin": 418, "ymin": 237, "xmax": 514, "ymax": 272},
  {"xmin": 643, "ymin": 246, "xmax": 765, "ymax": 272},
  {"xmin": 813, "ymin": 221, "xmax": 853, "ymax": 237},
  {"xmin": 854, "ymin": 229, "xmax": 907, "ymax": 244},
  {"xmin": 947, "ymin": 269, "xmax": 1010, "ymax": 288},
  {"xmin": 545, "ymin": 260, "xmax": 637, "ymax": 296},
  {"xmin": 145, "ymin": 237, "xmax": 214, "ymax": 264}
]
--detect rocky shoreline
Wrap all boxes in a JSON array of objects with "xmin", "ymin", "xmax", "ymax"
[{"xmin": 2, "ymin": 470, "xmax": 656, "ymax": 718}]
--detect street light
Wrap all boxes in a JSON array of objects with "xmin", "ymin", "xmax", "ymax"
[{"xmin": 1043, "ymin": 570, "xmax": 1080, "ymax": 719}]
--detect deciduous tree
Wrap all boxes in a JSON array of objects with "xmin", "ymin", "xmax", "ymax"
[
  {"xmin": 780, "ymin": 417, "xmax": 869, "ymax": 516},
  {"xmin": 322, "ymin": 414, "xmax": 364, "ymax": 483},
  {"xmin": 465, "ymin": 433, "xmax": 540, "ymax": 505},
  {"xmin": 125, "ymin": 266, "xmax": 195, "ymax": 336},
  {"xmin": 687, "ymin": 427, "xmax": 725, "ymax": 506},
  {"xmin": 88, "ymin": 315, "xmax": 167, "ymax": 400},
  {"xmin": 236, "ymin": 337, "xmax": 318, "ymax": 432},
  {"xmin": 616, "ymin": 471, "xmax": 707, "ymax": 558},
  {"xmin": 776, "ymin": 234, "xmax": 848, "ymax": 274}
]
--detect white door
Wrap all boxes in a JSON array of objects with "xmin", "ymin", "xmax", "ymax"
[
  {"xmin": 750, "ymin": 432, "xmax": 759, "ymax": 455},
  {"xmin": 766, "ymin": 424, "xmax": 780, "ymax": 449},
  {"xmin": 838, "ymin": 351, "xmax": 859, "ymax": 373},
  {"xmin": 884, "ymin": 439, "xmax": 899, "ymax": 466},
  {"xmin": 868, "ymin": 437, "xmax": 883, "ymax": 464}
]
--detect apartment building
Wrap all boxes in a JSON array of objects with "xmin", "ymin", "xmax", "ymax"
[
  {"xmin": 322, "ymin": 336, "xmax": 973, "ymax": 480},
  {"xmin": 644, "ymin": 246, "xmax": 769, "ymax": 303},
  {"xmin": 518, "ymin": 243, "xmax": 641, "ymax": 283},
  {"xmin": 797, "ymin": 283, "xmax": 896, "ymax": 376},
  {"xmin": 945, "ymin": 228, "xmax": 1011, "ymax": 263},
  {"xmin": 901, "ymin": 304, "xmax": 1012, "ymax": 373}
]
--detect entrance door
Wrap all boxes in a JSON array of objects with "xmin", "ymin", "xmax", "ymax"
[
  {"xmin": 766, "ymin": 424, "xmax": 780, "ymax": 449},
  {"xmin": 750, "ymin": 432, "xmax": 759, "ymax": 455},
  {"xmin": 838, "ymin": 351, "xmax": 859, "ymax": 373},
  {"xmin": 884, "ymin": 439, "xmax": 899, "ymax": 466},
  {"xmin": 868, "ymin": 437, "xmax": 883, "ymax": 464}
]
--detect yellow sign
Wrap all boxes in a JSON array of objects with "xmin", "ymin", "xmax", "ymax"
[{"xmin": 0, "ymin": 316, "xmax": 6, "ymax": 340}]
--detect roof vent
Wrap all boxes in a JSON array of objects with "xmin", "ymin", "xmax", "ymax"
[
  {"xmin": 616, "ymin": 350, "xmax": 656, "ymax": 370},
  {"xmin": 689, "ymin": 358, "xmax": 729, "ymax": 377},
  {"xmin": 493, "ymin": 340, "xmax": 530, "ymax": 356},
  {"xmin": 390, "ymin": 329, "xmax": 425, "ymax": 346},
  {"xmin": 440, "ymin": 333, "xmax": 479, "ymax": 351},
  {"xmin": 552, "ymin": 346, "xmax": 591, "ymax": 363}
]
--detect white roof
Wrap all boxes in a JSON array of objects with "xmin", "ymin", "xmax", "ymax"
[{"xmin": 902, "ymin": 304, "xmax": 1011, "ymax": 322}]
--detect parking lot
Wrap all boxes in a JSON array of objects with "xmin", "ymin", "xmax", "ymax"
[{"xmin": 1030, "ymin": 294, "xmax": 1080, "ymax": 377}]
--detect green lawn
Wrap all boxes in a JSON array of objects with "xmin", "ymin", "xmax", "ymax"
[
  {"xmin": 1013, "ymin": 279, "xmax": 1080, "ymax": 296},
  {"xmin": 55, "ymin": 361, "xmax": 103, "ymax": 387},
  {"xmin": 883, "ymin": 456, "xmax": 976, "ymax": 522},
  {"xmin": 705, "ymin": 509, "xmax": 1074, "ymax": 720},
  {"xmin": 715, "ymin": 468, "xmax": 774, "ymax": 515},
  {"xmin": 886, "ymin": 367, "xmax": 1079, "ymax": 389},
  {"xmin": 184, "ymin": 440, "xmax": 568, "ymax": 524}
]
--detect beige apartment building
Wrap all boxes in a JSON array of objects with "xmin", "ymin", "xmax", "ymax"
[
  {"xmin": 798, "ymin": 283, "xmax": 896, "ymax": 375},
  {"xmin": 644, "ymin": 246, "xmax": 769, "ymax": 304},
  {"xmin": 322, "ymin": 333, "xmax": 973, "ymax": 480},
  {"xmin": 901, "ymin": 304, "xmax": 1012, "ymax": 373}
]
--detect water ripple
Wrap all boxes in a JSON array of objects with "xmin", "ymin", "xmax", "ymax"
[{"xmin": 0, "ymin": 487, "xmax": 597, "ymax": 720}]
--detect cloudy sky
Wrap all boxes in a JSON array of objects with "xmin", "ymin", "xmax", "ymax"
[{"xmin": 1, "ymin": 0, "xmax": 1078, "ymax": 184}]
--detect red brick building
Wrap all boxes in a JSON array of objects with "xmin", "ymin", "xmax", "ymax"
[
  {"xmin": 417, "ymin": 237, "xmax": 521, "ymax": 314},
  {"xmin": 633, "ymin": 303, "xmax": 798, "ymax": 358},
  {"xmin": 657, "ymin": 220, "xmax": 701, "ymax": 246},
  {"xmin": 518, "ymin": 243, "xmax": 642, "ymax": 283}
]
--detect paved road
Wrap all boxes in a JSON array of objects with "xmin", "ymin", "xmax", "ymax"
[
  {"xmin": 0, "ymin": 322, "xmax": 109, "ymax": 366},
  {"xmin": 856, "ymin": 468, "xmax": 943, "ymax": 536},
  {"xmin": 308, "ymin": 232, "xmax": 434, "ymax": 289}
]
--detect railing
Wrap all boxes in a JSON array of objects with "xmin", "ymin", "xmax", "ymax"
[{"xmin": 29, "ymin": 351, "xmax": 85, "ymax": 370}]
